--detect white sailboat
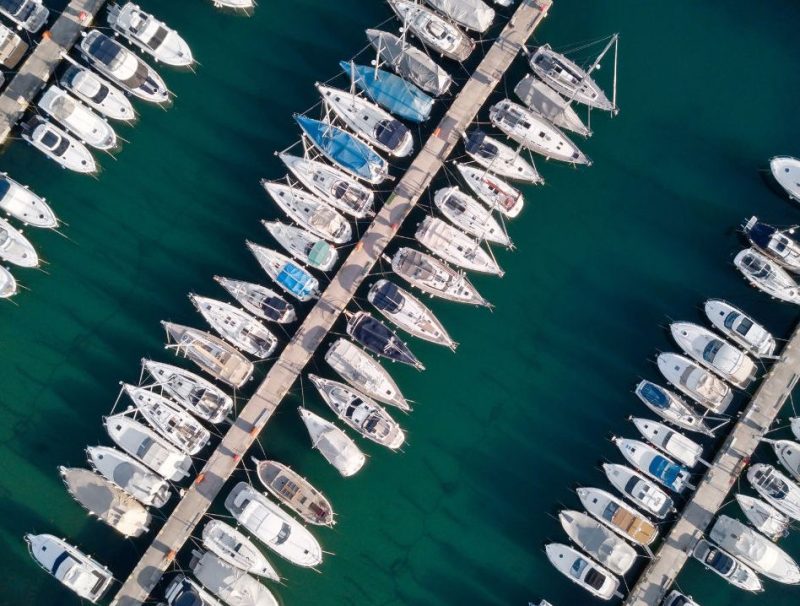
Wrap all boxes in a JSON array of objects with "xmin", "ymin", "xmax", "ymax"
[
  {"xmin": 462, "ymin": 130, "xmax": 542, "ymax": 183},
  {"xmin": 747, "ymin": 463, "xmax": 800, "ymax": 522},
  {"xmin": 263, "ymin": 220, "xmax": 338, "ymax": 271},
  {"xmin": 201, "ymin": 520, "xmax": 280, "ymax": 581},
  {"xmin": 433, "ymin": 187, "xmax": 511, "ymax": 247},
  {"xmin": 734, "ymin": 247, "xmax": 800, "ymax": 304},
  {"xmin": 190, "ymin": 550, "xmax": 279, "ymax": 606},
  {"xmin": 735, "ymin": 493, "xmax": 790, "ymax": 541},
  {"xmin": 86, "ymin": 445, "xmax": 171, "ymax": 507},
  {"xmin": 246, "ymin": 242, "xmax": 320, "ymax": 302},
  {"xmin": 298, "ymin": 407, "xmax": 366, "ymax": 477},
  {"xmin": 261, "ymin": 180, "xmax": 351, "ymax": 244},
  {"xmin": 513, "ymin": 74, "xmax": 591, "ymax": 137},
  {"xmin": 415, "ymin": 216, "xmax": 504, "ymax": 275},
  {"xmin": 189, "ymin": 294, "xmax": 278, "ymax": 359},
  {"xmin": 455, "ymin": 163, "xmax": 524, "ymax": 219},
  {"xmin": 213, "ymin": 276, "xmax": 297, "ymax": 324}
]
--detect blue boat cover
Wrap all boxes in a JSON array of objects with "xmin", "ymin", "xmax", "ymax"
[
  {"xmin": 277, "ymin": 261, "xmax": 315, "ymax": 298},
  {"xmin": 640, "ymin": 382, "xmax": 668, "ymax": 409},
  {"xmin": 340, "ymin": 61, "xmax": 434, "ymax": 123},
  {"xmin": 649, "ymin": 456, "xmax": 682, "ymax": 488}
]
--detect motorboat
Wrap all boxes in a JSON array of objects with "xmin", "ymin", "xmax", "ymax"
[
  {"xmin": 367, "ymin": 279, "xmax": 456, "ymax": 348},
  {"xmin": 576, "ymin": 487, "xmax": 658, "ymax": 546},
  {"xmin": 634, "ymin": 380, "xmax": 713, "ymax": 436},
  {"xmin": 462, "ymin": 130, "xmax": 542, "ymax": 183},
  {"xmin": 247, "ymin": 242, "xmax": 320, "ymax": 302},
  {"xmin": 770, "ymin": 156, "xmax": 800, "ymax": 201},
  {"xmin": 710, "ymin": 514, "xmax": 800, "ymax": 583},
  {"xmin": 747, "ymin": 463, "xmax": 800, "ymax": 521},
  {"xmin": 59, "ymin": 65, "xmax": 135, "ymax": 121},
  {"xmin": 190, "ymin": 550, "xmax": 279, "ymax": 606},
  {"xmin": 346, "ymin": 310, "xmax": 424, "ymax": 370},
  {"xmin": 734, "ymin": 247, "xmax": 800, "ymax": 304},
  {"xmin": 743, "ymin": 216, "xmax": 800, "ymax": 272},
  {"xmin": 201, "ymin": 520, "xmax": 280, "ymax": 581},
  {"xmin": 0, "ymin": 217, "xmax": 38, "ymax": 267},
  {"xmin": 142, "ymin": 358, "xmax": 233, "ymax": 424},
  {"xmin": 703, "ymin": 299, "xmax": 776, "ymax": 358},
  {"xmin": 423, "ymin": 0, "xmax": 494, "ymax": 32},
  {"xmin": 433, "ymin": 187, "xmax": 511, "ymax": 247},
  {"xmin": 164, "ymin": 575, "xmax": 225, "ymax": 606},
  {"xmin": 298, "ymin": 407, "xmax": 366, "ymax": 477},
  {"xmin": 662, "ymin": 592, "xmax": 699, "ymax": 606},
  {"xmin": 325, "ymin": 337, "xmax": 409, "ymax": 410},
  {"xmin": 691, "ymin": 538, "xmax": 763, "ymax": 593},
  {"xmin": 121, "ymin": 383, "xmax": 211, "ymax": 455},
  {"xmin": 317, "ymin": 83, "xmax": 413, "ymax": 156},
  {"xmin": 59, "ymin": 466, "xmax": 151, "ymax": 537},
  {"xmin": 773, "ymin": 439, "xmax": 800, "ymax": 482},
  {"xmin": 254, "ymin": 459, "xmax": 335, "ymax": 526},
  {"xmin": 278, "ymin": 152, "xmax": 374, "ymax": 218},
  {"xmin": 365, "ymin": 29, "xmax": 451, "ymax": 96},
  {"xmin": 670, "ymin": 321, "xmax": 757, "ymax": 388},
  {"xmin": 295, "ymin": 115, "xmax": 388, "ymax": 184},
  {"xmin": 735, "ymin": 493, "xmax": 790, "ymax": 541},
  {"xmin": 792, "ymin": 417, "xmax": 800, "ymax": 442},
  {"xmin": 0, "ymin": 173, "xmax": 57, "ymax": 228},
  {"xmin": 78, "ymin": 30, "xmax": 170, "ymax": 103},
  {"xmin": 0, "ymin": 22, "xmax": 27, "ymax": 68},
  {"xmin": 25, "ymin": 534, "xmax": 113, "ymax": 603},
  {"xmin": 263, "ymin": 220, "xmax": 338, "ymax": 271},
  {"xmin": 0, "ymin": 0, "xmax": 47, "ymax": 32},
  {"xmin": 213, "ymin": 276, "xmax": 296, "ymax": 324},
  {"xmin": 224, "ymin": 482, "xmax": 323, "ymax": 567},
  {"xmin": 513, "ymin": 74, "xmax": 591, "ymax": 137},
  {"xmin": 613, "ymin": 437, "xmax": 692, "ymax": 493},
  {"xmin": 37, "ymin": 85, "xmax": 117, "ymax": 150},
  {"xmin": 455, "ymin": 163, "xmax": 524, "ymax": 218},
  {"xmin": 86, "ymin": 445, "xmax": 171, "ymax": 507},
  {"xmin": 415, "ymin": 215, "xmax": 504, "ymax": 275},
  {"xmin": 104, "ymin": 413, "xmax": 192, "ymax": 481},
  {"xmin": 558, "ymin": 509, "xmax": 636, "ymax": 575},
  {"xmin": 390, "ymin": 246, "xmax": 490, "ymax": 306},
  {"xmin": 107, "ymin": 2, "xmax": 194, "ymax": 67},
  {"xmin": 656, "ymin": 353, "xmax": 733, "ymax": 414},
  {"xmin": 21, "ymin": 116, "xmax": 97, "ymax": 174},
  {"xmin": 630, "ymin": 417, "xmax": 703, "ymax": 468},
  {"xmin": 309, "ymin": 374, "xmax": 406, "ymax": 449},
  {"xmin": 212, "ymin": 0, "xmax": 254, "ymax": 9},
  {"xmin": 529, "ymin": 44, "xmax": 614, "ymax": 111},
  {"xmin": 189, "ymin": 294, "xmax": 279, "ymax": 359},
  {"xmin": 0, "ymin": 266, "xmax": 17, "ymax": 298},
  {"xmin": 602, "ymin": 463, "xmax": 674, "ymax": 519},
  {"xmin": 489, "ymin": 99, "xmax": 590, "ymax": 165},
  {"xmin": 340, "ymin": 61, "xmax": 434, "ymax": 124},
  {"xmin": 387, "ymin": 0, "xmax": 474, "ymax": 62},
  {"xmin": 544, "ymin": 543, "xmax": 619, "ymax": 601},
  {"xmin": 261, "ymin": 180, "xmax": 351, "ymax": 244}
]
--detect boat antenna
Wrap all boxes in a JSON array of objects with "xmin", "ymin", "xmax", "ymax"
[{"xmin": 349, "ymin": 59, "xmax": 358, "ymax": 97}]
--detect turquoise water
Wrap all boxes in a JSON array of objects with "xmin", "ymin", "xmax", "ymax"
[{"xmin": 2, "ymin": 1, "xmax": 800, "ymax": 605}]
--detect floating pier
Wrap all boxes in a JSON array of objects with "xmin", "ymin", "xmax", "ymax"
[{"xmin": 110, "ymin": 1, "xmax": 552, "ymax": 604}]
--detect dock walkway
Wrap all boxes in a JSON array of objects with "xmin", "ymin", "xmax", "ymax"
[
  {"xmin": 624, "ymin": 323, "xmax": 800, "ymax": 605},
  {"xmin": 110, "ymin": 1, "xmax": 552, "ymax": 604}
]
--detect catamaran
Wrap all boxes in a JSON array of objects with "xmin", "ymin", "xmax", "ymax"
[
  {"xmin": 734, "ymin": 247, "xmax": 800, "ymax": 304},
  {"xmin": 107, "ymin": 2, "xmax": 194, "ymax": 67},
  {"xmin": 576, "ymin": 486, "xmax": 658, "ymax": 546},
  {"xmin": 0, "ymin": 216, "xmax": 38, "ymax": 267},
  {"xmin": 423, "ymin": 0, "xmax": 494, "ymax": 32},
  {"xmin": 0, "ymin": 0, "xmax": 47, "ymax": 32},
  {"xmin": 264, "ymin": 220, "xmax": 338, "ymax": 271},
  {"xmin": 247, "ymin": 242, "xmax": 320, "ymax": 301},
  {"xmin": 462, "ymin": 130, "xmax": 542, "ymax": 183},
  {"xmin": 613, "ymin": 437, "xmax": 692, "ymax": 493},
  {"xmin": 433, "ymin": 187, "xmax": 511, "ymax": 247},
  {"xmin": 86, "ymin": 445, "xmax": 171, "ymax": 507},
  {"xmin": 545, "ymin": 543, "xmax": 619, "ymax": 601},
  {"xmin": 743, "ymin": 216, "xmax": 800, "ymax": 272},
  {"xmin": 747, "ymin": 463, "xmax": 800, "ymax": 522},
  {"xmin": 189, "ymin": 550, "xmax": 279, "ymax": 606},
  {"xmin": 735, "ymin": 493, "xmax": 790, "ymax": 541},
  {"xmin": 703, "ymin": 299, "xmax": 776, "ymax": 358},
  {"xmin": 298, "ymin": 407, "xmax": 366, "ymax": 476},
  {"xmin": 0, "ymin": 173, "xmax": 57, "ymax": 228},
  {"xmin": 22, "ymin": 116, "xmax": 97, "ymax": 174},
  {"xmin": 387, "ymin": 0, "xmax": 474, "ymax": 62},
  {"xmin": 691, "ymin": 539, "xmax": 763, "ymax": 593},
  {"xmin": 37, "ymin": 86, "xmax": 117, "ymax": 150},
  {"xmin": 261, "ymin": 180, "xmax": 351, "ymax": 244},
  {"xmin": 602, "ymin": 462, "xmax": 674, "ymax": 519},
  {"xmin": 630, "ymin": 417, "xmax": 703, "ymax": 468},
  {"xmin": 189, "ymin": 294, "xmax": 279, "ymax": 359},
  {"xmin": 59, "ymin": 64, "xmax": 135, "ymax": 121},
  {"xmin": 670, "ymin": 321, "xmax": 757, "ymax": 388},
  {"xmin": 455, "ymin": 163, "xmax": 524, "ymax": 218},
  {"xmin": 141, "ymin": 359, "xmax": 233, "ymax": 423},
  {"xmin": 213, "ymin": 276, "xmax": 296, "ymax": 324},
  {"xmin": 254, "ymin": 459, "xmax": 335, "ymax": 526},
  {"xmin": 558, "ymin": 509, "xmax": 636, "ymax": 575},
  {"xmin": 633, "ymin": 380, "xmax": 713, "ymax": 436},
  {"xmin": 201, "ymin": 520, "xmax": 280, "ymax": 581},
  {"xmin": 770, "ymin": 156, "xmax": 800, "ymax": 201},
  {"xmin": 656, "ymin": 352, "xmax": 733, "ymax": 414},
  {"xmin": 416, "ymin": 215, "xmax": 504, "ymax": 275},
  {"xmin": 513, "ymin": 74, "xmax": 591, "ymax": 137},
  {"xmin": 346, "ymin": 310, "xmax": 424, "ymax": 369}
]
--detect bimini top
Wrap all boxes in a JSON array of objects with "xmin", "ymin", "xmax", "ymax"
[
  {"xmin": 277, "ymin": 260, "xmax": 317, "ymax": 300},
  {"xmin": 340, "ymin": 61, "xmax": 433, "ymax": 123}
]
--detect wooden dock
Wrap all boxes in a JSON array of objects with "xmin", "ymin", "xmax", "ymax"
[
  {"xmin": 110, "ymin": 1, "xmax": 552, "ymax": 604},
  {"xmin": 0, "ymin": 0, "xmax": 106, "ymax": 145},
  {"xmin": 624, "ymin": 322, "xmax": 800, "ymax": 605}
]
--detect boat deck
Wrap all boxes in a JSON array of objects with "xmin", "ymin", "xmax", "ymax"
[{"xmin": 110, "ymin": 1, "xmax": 552, "ymax": 604}]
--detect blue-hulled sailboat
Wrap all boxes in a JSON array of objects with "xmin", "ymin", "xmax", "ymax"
[{"xmin": 340, "ymin": 61, "xmax": 434, "ymax": 123}]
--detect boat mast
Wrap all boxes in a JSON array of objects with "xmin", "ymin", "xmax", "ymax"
[{"xmin": 611, "ymin": 34, "xmax": 619, "ymax": 115}]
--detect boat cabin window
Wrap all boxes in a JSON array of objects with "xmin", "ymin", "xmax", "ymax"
[
  {"xmin": 722, "ymin": 311, "xmax": 740, "ymax": 330},
  {"xmin": 583, "ymin": 568, "xmax": 607, "ymax": 590},
  {"xmin": 275, "ymin": 522, "xmax": 291, "ymax": 544},
  {"xmin": 569, "ymin": 557, "xmax": 587, "ymax": 578},
  {"xmin": 702, "ymin": 340, "xmax": 723, "ymax": 364},
  {"xmin": 735, "ymin": 317, "xmax": 754, "ymax": 336},
  {"xmin": 705, "ymin": 548, "xmax": 733, "ymax": 574}
]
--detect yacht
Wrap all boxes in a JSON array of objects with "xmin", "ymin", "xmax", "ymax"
[
  {"xmin": 278, "ymin": 152, "xmax": 374, "ymax": 218},
  {"xmin": 613, "ymin": 437, "xmax": 692, "ymax": 493},
  {"xmin": 692, "ymin": 538, "xmax": 763, "ymax": 593},
  {"xmin": 743, "ymin": 216, "xmax": 800, "ymax": 272},
  {"xmin": 264, "ymin": 220, "xmax": 338, "ymax": 271},
  {"xmin": 247, "ymin": 242, "xmax": 320, "ymax": 301},
  {"xmin": 424, "ymin": 0, "xmax": 494, "ymax": 32},
  {"xmin": 513, "ymin": 74, "xmax": 591, "ymax": 137},
  {"xmin": 634, "ymin": 380, "xmax": 713, "ymax": 436},
  {"xmin": 390, "ymin": 246, "xmax": 490, "ymax": 306},
  {"xmin": 772, "ymin": 439, "xmax": 800, "ymax": 482},
  {"xmin": 212, "ymin": 0, "xmax": 255, "ymax": 9},
  {"xmin": 22, "ymin": 116, "xmax": 97, "ymax": 174},
  {"xmin": 60, "ymin": 466, "xmax": 151, "ymax": 537},
  {"xmin": 164, "ymin": 575, "xmax": 225, "ymax": 606},
  {"xmin": 254, "ymin": 459, "xmax": 335, "ymax": 526},
  {"xmin": 387, "ymin": 0, "xmax": 474, "ymax": 62},
  {"xmin": 104, "ymin": 413, "xmax": 192, "ymax": 481},
  {"xmin": 79, "ymin": 30, "xmax": 169, "ymax": 103},
  {"xmin": 189, "ymin": 294, "xmax": 279, "ymax": 359},
  {"xmin": 37, "ymin": 85, "xmax": 117, "ymax": 150},
  {"xmin": 735, "ymin": 493, "xmax": 790, "ymax": 541},
  {"xmin": 190, "ymin": 550, "xmax": 279, "ymax": 606},
  {"xmin": 0, "ymin": 266, "xmax": 17, "ymax": 298},
  {"xmin": 201, "ymin": 520, "xmax": 280, "ymax": 581},
  {"xmin": 630, "ymin": 417, "xmax": 703, "ymax": 468},
  {"xmin": 0, "ymin": 0, "xmax": 48, "ymax": 32},
  {"xmin": 576, "ymin": 487, "xmax": 658, "ymax": 546},
  {"xmin": 59, "ymin": 65, "xmax": 135, "ymax": 121},
  {"xmin": 489, "ymin": 99, "xmax": 590, "ymax": 165},
  {"xmin": 25, "ymin": 534, "xmax": 113, "ymax": 603},
  {"xmin": 703, "ymin": 299, "xmax": 776, "ymax": 357},
  {"xmin": 367, "ymin": 279, "xmax": 456, "ymax": 348},
  {"xmin": 0, "ymin": 173, "xmax": 58, "ymax": 228},
  {"xmin": 142, "ymin": 359, "xmax": 233, "ymax": 424},
  {"xmin": 107, "ymin": 2, "xmax": 194, "ymax": 67},
  {"xmin": 656, "ymin": 353, "xmax": 733, "ymax": 414},
  {"xmin": 0, "ymin": 22, "xmax": 27, "ymax": 68},
  {"xmin": 309, "ymin": 374, "xmax": 406, "ymax": 449},
  {"xmin": 346, "ymin": 310, "xmax": 424, "ymax": 370},
  {"xmin": 298, "ymin": 407, "xmax": 366, "ymax": 477},
  {"xmin": 0, "ymin": 217, "xmax": 38, "ymax": 267},
  {"xmin": 86, "ymin": 445, "xmax": 171, "ymax": 507},
  {"xmin": 455, "ymin": 162, "xmax": 524, "ymax": 218},
  {"xmin": 671, "ymin": 321, "xmax": 757, "ymax": 388},
  {"xmin": 415, "ymin": 215, "xmax": 504, "ymax": 275},
  {"xmin": 162, "ymin": 321, "xmax": 254, "ymax": 388},
  {"xmin": 317, "ymin": 84, "xmax": 413, "ymax": 157},
  {"xmin": 224, "ymin": 482, "xmax": 323, "ymax": 567},
  {"xmin": 747, "ymin": 463, "xmax": 800, "ymax": 521},
  {"xmin": 462, "ymin": 130, "xmax": 542, "ymax": 183},
  {"xmin": 558, "ymin": 509, "xmax": 636, "ymax": 575},
  {"xmin": 602, "ymin": 463, "xmax": 674, "ymax": 519},
  {"xmin": 545, "ymin": 543, "xmax": 619, "ymax": 601},
  {"xmin": 433, "ymin": 187, "xmax": 511, "ymax": 247},
  {"xmin": 734, "ymin": 247, "xmax": 800, "ymax": 304},
  {"xmin": 529, "ymin": 44, "xmax": 614, "ymax": 111},
  {"xmin": 662, "ymin": 592, "xmax": 699, "ymax": 606},
  {"xmin": 213, "ymin": 276, "xmax": 296, "ymax": 324},
  {"xmin": 709, "ymin": 514, "xmax": 800, "ymax": 584},
  {"xmin": 261, "ymin": 180, "xmax": 351, "ymax": 244},
  {"xmin": 770, "ymin": 156, "xmax": 800, "ymax": 201},
  {"xmin": 325, "ymin": 337, "xmax": 409, "ymax": 410}
]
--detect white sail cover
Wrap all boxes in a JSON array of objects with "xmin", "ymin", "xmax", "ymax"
[{"xmin": 425, "ymin": 0, "xmax": 494, "ymax": 32}]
